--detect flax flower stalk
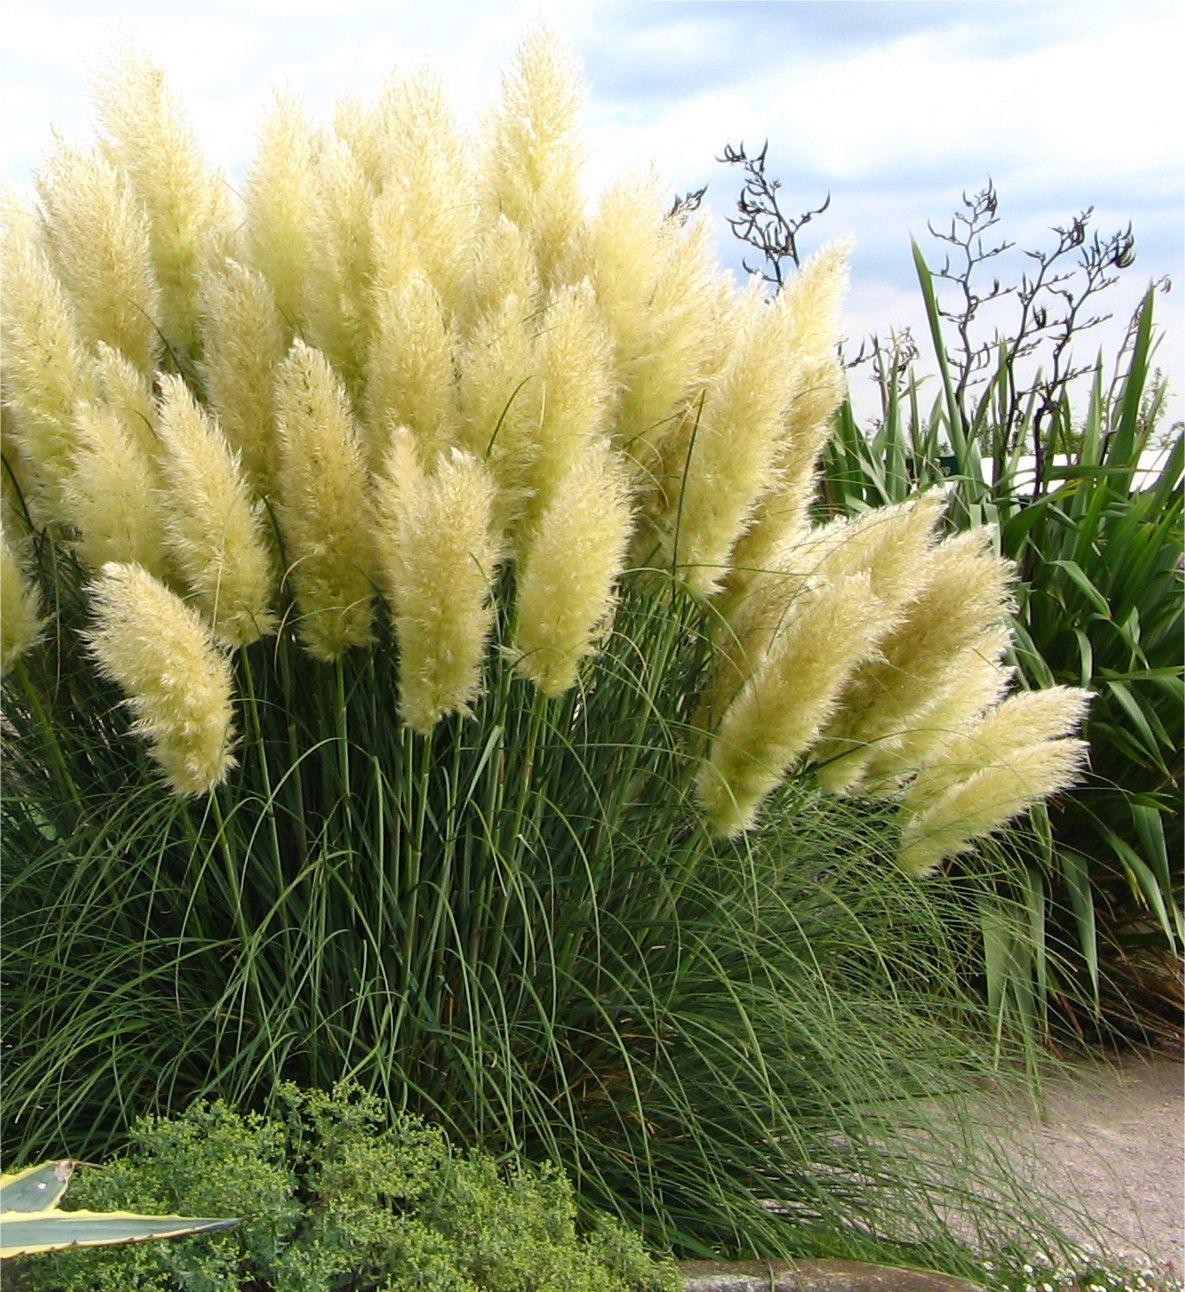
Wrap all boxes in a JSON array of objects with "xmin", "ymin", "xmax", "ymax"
[
  {"xmin": 1, "ymin": 531, "xmax": 45, "ymax": 677},
  {"xmin": 514, "ymin": 442, "xmax": 633, "ymax": 696},
  {"xmin": 35, "ymin": 142, "xmax": 160, "ymax": 374},
  {"xmin": 85, "ymin": 561, "xmax": 237, "ymax": 794},
  {"xmin": 898, "ymin": 739, "xmax": 1088, "ymax": 877},
  {"xmin": 375, "ymin": 433, "xmax": 501, "ymax": 732},
  {"xmin": 156, "ymin": 376, "xmax": 277, "ymax": 648},
  {"xmin": 698, "ymin": 572, "xmax": 883, "ymax": 837},
  {"xmin": 274, "ymin": 341, "xmax": 376, "ymax": 661}
]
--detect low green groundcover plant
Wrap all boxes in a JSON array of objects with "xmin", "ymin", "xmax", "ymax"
[
  {"xmin": 1, "ymin": 28, "xmax": 1095, "ymax": 1272},
  {"xmin": 14, "ymin": 1082, "xmax": 680, "ymax": 1291}
]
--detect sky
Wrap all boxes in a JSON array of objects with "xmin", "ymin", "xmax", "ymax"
[{"xmin": 3, "ymin": 0, "xmax": 1183, "ymax": 426}]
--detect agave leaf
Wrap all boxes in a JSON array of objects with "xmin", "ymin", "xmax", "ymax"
[
  {"xmin": 0, "ymin": 1210, "xmax": 238, "ymax": 1258},
  {"xmin": 0, "ymin": 1161, "xmax": 74, "ymax": 1213}
]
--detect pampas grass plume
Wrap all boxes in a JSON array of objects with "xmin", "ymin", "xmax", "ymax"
[
  {"xmin": 35, "ymin": 141, "xmax": 160, "ymax": 374},
  {"xmin": 699, "ymin": 573, "xmax": 883, "ymax": 836},
  {"xmin": 66, "ymin": 401, "xmax": 170, "ymax": 581},
  {"xmin": 85, "ymin": 561, "xmax": 237, "ymax": 794},
  {"xmin": 1, "ymin": 531, "xmax": 45, "ymax": 677},
  {"xmin": 97, "ymin": 50, "xmax": 231, "ymax": 354},
  {"xmin": 514, "ymin": 441, "xmax": 633, "ymax": 696},
  {"xmin": 156, "ymin": 375, "xmax": 277, "ymax": 648},
  {"xmin": 375, "ymin": 437, "xmax": 501, "ymax": 732},
  {"xmin": 274, "ymin": 341, "xmax": 376, "ymax": 660},
  {"xmin": 1, "ymin": 198, "xmax": 95, "ymax": 524},
  {"xmin": 898, "ymin": 739, "xmax": 1087, "ymax": 877},
  {"xmin": 198, "ymin": 257, "xmax": 287, "ymax": 496},
  {"xmin": 244, "ymin": 94, "xmax": 320, "ymax": 334}
]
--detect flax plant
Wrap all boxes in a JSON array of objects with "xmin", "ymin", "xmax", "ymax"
[{"xmin": 1, "ymin": 33, "xmax": 1096, "ymax": 1272}]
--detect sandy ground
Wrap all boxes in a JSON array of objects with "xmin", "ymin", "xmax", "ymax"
[{"xmin": 995, "ymin": 1055, "xmax": 1184, "ymax": 1273}]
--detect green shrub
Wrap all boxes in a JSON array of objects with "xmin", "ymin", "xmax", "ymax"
[{"xmin": 16, "ymin": 1082, "xmax": 679, "ymax": 1291}]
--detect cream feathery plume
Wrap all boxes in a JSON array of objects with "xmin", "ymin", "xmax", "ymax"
[
  {"xmin": 697, "ymin": 572, "xmax": 883, "ymax": 837},
  {"xmin": 198, "ymin": 257, "xmax": 287, "ymax": 497},
  {"xmin": 904, "ymin": 685, "xmax": 1092, "ymax": 815},
  {"xmin": 156, "ymin": 376, "xmax": 276, "ymax": 648},
  {"xmin": 706, "ymin": 492, "xmax": 946, "ymax": 727},
  {"xmin": 244, "ymin": 93, "xmax": 321, "ymax": 335},
  {"xmin": 815, "ymin": 527, "xmax": 1016, "ymax": 793},
  {"xmin": 97, "ymin": 50, "xmax": 232, "ymax": 355},
  {"xmin": 590, "ymin": 180, "xmax": 718, "ymax": 474},
  {"xmin": 333, "ymin": 96, "xmax": 384, "ymax": 190},
  {"xmin": 456, "ymin": 294, "xmax": 541, "ymax": 534},
  {"xmin": 526, "ymin": 280, "xmax": 616, "ymax": 529},
  {"xmin": 457, "ymin": 214, "xmax": 542, "ymax": 336},
  {"xmin": 35, "ymin": 141, "xmax": 159, "ymax": 374},
  {"xmin": 619, "ymin": 218, "xmax": 719, "ymax": 477},
  {"xmin": 85, "ymin": 560, "xmax": 237, "ymax": 794},
  {"xmin": 1, "ymin": 528, "xmax": 45, "ymax": 677},
  {"xmin": 780, "ymin": 239, "xmax": 853, "ymax": 371},
  {"xmin": 898, "ymin": 739, "xmax": 1087, "ymax": 877},
  {"xmin": 727, "ymin": 354, "xmax": 846, "ymax": 590},
  {"xmin": 274, "ymin": 341, "xmax": 376, "ymax": 660},
  {"xmin": 65, "ymin": 401, "xmax": 170, "ymax": 581},
  {"xmin": 860, "ymin": 626, "xmax": 1014, "ymax": 793},
  {"xmin": 662, "ymin": 284, "xmax": 809, "ymax": 595},
  {"xmin": 304, "ymin": 141, "xmax": 375, "ymax": 393},
  {"xmin": 365, "ymin": 271, "xmax": 461, "ymax": 471},
  {"xmin": 92, "ymin": 343, "xmax": 159, "ymax": 462},
  {"xmin": 513, "ymin": 441, "xmax": 633, "ymax": 696},
  {"xmin": 374, "ymin": 435, "xmax": 501, "ymax": 733},
  {"xmin": 1, "ymin": 197, "xmax": 95, "ymax": 525},
  {"xmin": 481, "ymin": 28, "xmax": 585, "ymax": 290},
  {"xmin": 370, "ymin": 69, "xmax": 476, "ymax": 314}
]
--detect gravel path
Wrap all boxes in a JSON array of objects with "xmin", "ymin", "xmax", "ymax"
[{"xmin": 998, "ymin": 1055, "xmax": 1183, "ymax": 1273}]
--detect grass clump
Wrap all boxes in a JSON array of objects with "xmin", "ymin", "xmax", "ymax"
[
  {"xmin": 17, "ymin": 1082, "xmax": 679, "ymax": 1291},
  {"xmin": 1, "ymin": 27, "xmax": 1099, "ymax": 1273}
]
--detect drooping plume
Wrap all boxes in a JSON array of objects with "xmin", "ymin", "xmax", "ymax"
[
  {"xmin": 698, "ymin": 573, "xmax": 883, "ymax": 837},
  {"xmin": 815, "ymin": 528, "xmax": 1015, "ymax": 793},
  {"xmin": 85, "ymin": 561, "xmax": 237, "ymax": 794},
  {"xmin": 273, "ymin": 341, "xmax": 376, "ymax": 660},
  {"xmin": 898, "ymin": 739, "xmax": 1087, "ymax": 877}
]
